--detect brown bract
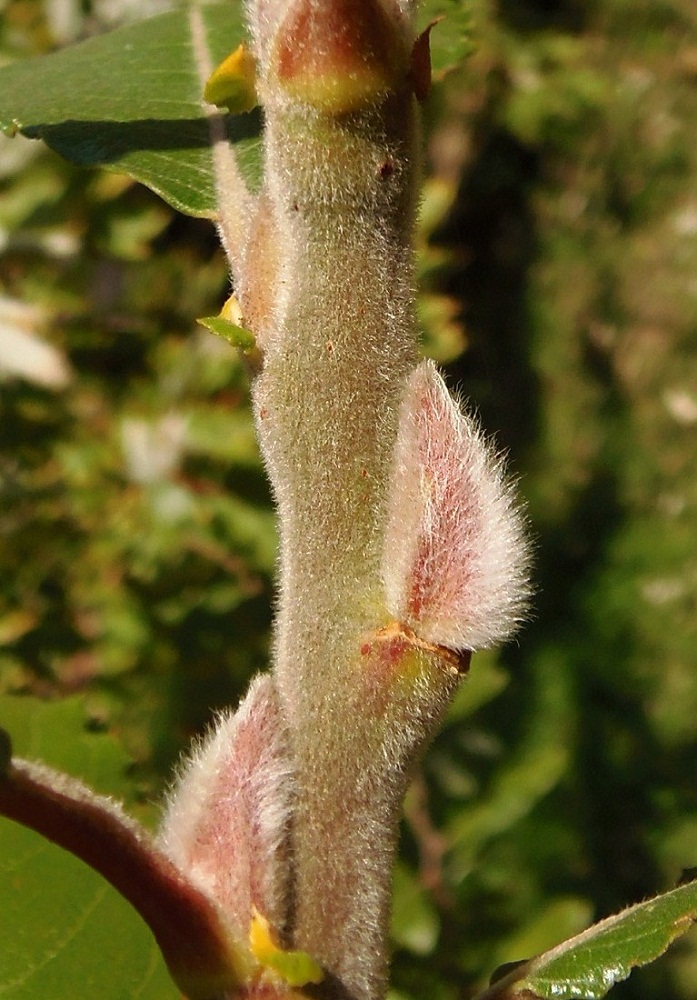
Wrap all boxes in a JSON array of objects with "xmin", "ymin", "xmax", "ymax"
[{"xmin": 361, "ymin": 619, "xmax": 472, "ymax": 676}]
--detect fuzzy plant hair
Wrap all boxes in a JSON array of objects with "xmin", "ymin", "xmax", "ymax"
[
  {"xmin": 0, "ymin": 1, "xmax": 531, "ymax": 999},
  {"xmin": 156, "ymin": 0, "xmax": 530, "ymax": 997}
]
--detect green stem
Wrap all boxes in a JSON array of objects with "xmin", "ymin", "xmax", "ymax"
[{"xmin": 253, "ymin": 93, "xmax": 456, "ymax": 999}]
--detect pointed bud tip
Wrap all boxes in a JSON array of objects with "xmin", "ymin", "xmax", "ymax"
[{"xmin": 159, "ymin": 675, "xmax": 294, "ymax": 945}]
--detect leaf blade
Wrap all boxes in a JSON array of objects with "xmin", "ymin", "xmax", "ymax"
[
  {"xmin": 0, "ymin": 3, "xmax": 262, "ymax": 217},
  {"xmin": 0, "ymin": 696, "xmax": 177, "ymax": 1000},
  {"xmin": 419, "ymin": 0, "xmax": 473, "ymax": 77},
  {"xmin": 478, "ymin": 880, "xmax": 697, "ymax": 1000}
]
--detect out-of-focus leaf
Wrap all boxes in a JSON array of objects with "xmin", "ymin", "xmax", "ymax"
[
  {"xmin": 419, "ymin": 0, "xmax": 473, "ymax": 77},
  {"xmin": 444, "ymin": 653, "xmax": 509, "ymax": 723},
  {"xmin": 446, "ymin": 652, "xmax": 571, "ymax": 881},
  {"xmin": 491, "ymin": 897, "xmax": 594, "ymax": 977},
  {"xmin": 477, "ymin": 880, "xmax": 697, "ymax": 1000},
  {"xmin": 416, "ymin": 177, "xmax": 467, "ymax": 365},
  {"xmin": 0, "ymin": 295, "xmax": 72, "ymax": 388},
  {"xmin": 185, "ymin": 405, "xmax": 261, "ymax": 466},
  {"xmin": 0, "ymin": 4, "xmax": 261, "ymax": 217},
  {"xmin": 391, "ymin": 861, "xmax": 441, "ymax": 957},
  {"xmin": 447, "ymin": 737, "xmax": 567, "ymax": 881}
]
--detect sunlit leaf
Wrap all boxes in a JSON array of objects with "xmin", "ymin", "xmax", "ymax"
[
  {"xmin": 391, "ymin": 862, "xmax": 440, "ymax": 957},
  {"xmin": 0, "ymin": 696, "xmax": 134, "ymax": 799},
  {"xmin": 477, "ymin": 880, "xmax": 697, "ymax": 1000},
  {"xmin": 0, "ymin": 3, "xmax": 262, "ymax": 217}
]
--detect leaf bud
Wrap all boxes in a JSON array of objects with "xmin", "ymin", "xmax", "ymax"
[
  {"xmin": 382, "ymin": 360, "xmax": 531, "ymax": 652},
  {"xmin": 159, "ymin": 674, "xmax": 295, "ymax": 944}
]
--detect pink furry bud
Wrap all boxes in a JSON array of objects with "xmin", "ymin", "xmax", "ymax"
[
  {"xmin": 382, "ymin": 360, "xmax": 530, "ymax": 651},
  {"xmin": 158, "ymin": 674, "xmax": 294, "ymax": 943}
]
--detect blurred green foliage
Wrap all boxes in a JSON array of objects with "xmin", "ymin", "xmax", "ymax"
[{"xmin": 1, "ymin": 0, "xmax": 696, "ymax": 998}]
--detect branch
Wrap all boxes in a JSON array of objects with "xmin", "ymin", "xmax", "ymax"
[{"xmin": 0, "ymin": 729, "xmax": 248, "ymax": 1000}]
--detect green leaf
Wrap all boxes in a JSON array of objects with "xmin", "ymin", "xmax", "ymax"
[
  {"xmin": 492, "ymin": 897, "xmax": 594, "ymax": 975},
  {"xmin": 0, "ymin": 695, "xmax": 134, "ymax": 800},
  {"xmin": 0, "ymin": 3, "xmax": 262, "ymax": 218},
  {"xmin": 198, "ymin": 314, "xmax": 256, "ymax": 350},
  {"xmin": 0, "ymin": 827, "xmax": 176, "ymax": 1000},
  {"xmin": 391, "ymin": 861, "xmax": 440, "ymax": 957},
  {"xmin": 444, "ymin": 653, "xmax": 509, "ymax": 722},
  {"xmin": 446, "ymin": 651, "xmax": 571, "ymax": 880},
  {"xmin": 419, "ymin": 0, "xmax": 474, "ymax": 77},
  {"xmin": 0, "ymin": 0, "xmax": 468, "ymax": 219},
  {"xmin": 0, "ymin": 697, "xmax": 176, "ymax": 999},
  {"xmin": 477, "ymin": 880, "xmax": 697, "ymax": 1000}
]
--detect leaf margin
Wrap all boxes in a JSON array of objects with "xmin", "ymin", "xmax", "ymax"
[{"xmin": 475, "ymin": 878, "xmax": 697, "ymax": 1000}]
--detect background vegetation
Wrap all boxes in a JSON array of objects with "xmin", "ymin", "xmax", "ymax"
[{"xmin": 1, "ymin": 0, "xmax": 696, "ymax": 997}]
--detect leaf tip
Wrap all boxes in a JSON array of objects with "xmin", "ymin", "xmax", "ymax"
[{"xmin": 409, "ymin": 19, "xmax": 441, "ymax": 101}]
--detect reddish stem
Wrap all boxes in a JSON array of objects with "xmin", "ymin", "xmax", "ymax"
[{"xmin": 0, "ymin": 738, "xmax": 249, "ymax": 1000}]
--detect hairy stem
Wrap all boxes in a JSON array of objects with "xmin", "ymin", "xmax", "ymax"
[{"xmin": 251, "ymin": 43, "xmax": 456, "ymax": 1000}]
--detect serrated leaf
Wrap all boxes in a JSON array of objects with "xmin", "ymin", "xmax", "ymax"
[
  {"xmin": 0, "ymin": 697, "xmax": 177, "ymax": 999},
  {"xmin": 419, "ymin": 0, "xmax": 473, "ymax": 77},
  {"xmin": 477, "ymin": 880, "xmax": 697, "ymax": 1000},
  {"xmin": 0, "ymin": 3, "xmax": 262, "ymax": 217}
]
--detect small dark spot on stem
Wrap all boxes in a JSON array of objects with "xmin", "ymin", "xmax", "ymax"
[
  {"xmin": 379, "ymin": 159, "xmax": 395, "ymax": 180},
  {"xmin": 0, "ymin": 728, "xmax": 12, "ymax": 775}
]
